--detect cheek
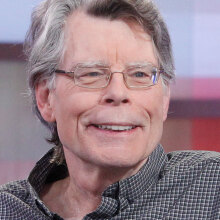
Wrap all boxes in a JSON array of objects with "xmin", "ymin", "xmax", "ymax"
[
  {"xmin": 135, "ymin": 89, "xmax": 165, "ymax": 121},
  {"xmin": 51, "ymin": 85, "xmax": 100, "ymax": 144},
  {"xmin": 53, "ymin": 80, "xmax": 99, "ymax": 118},
  {"xmin": 55, "ymin": 93, "xmax": 98, "ymax": 123},
  {"xmin": 52, "ymin": 79, "xmax": 98, "ymax": 138}
]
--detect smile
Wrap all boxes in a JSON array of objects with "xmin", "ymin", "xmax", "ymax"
[{"xmin": 92, "ymin": 124, "xmax": 137, "ymax": 131}]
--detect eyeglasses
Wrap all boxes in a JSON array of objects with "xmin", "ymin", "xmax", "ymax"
[{"xmin": 54, "ymin": 63, "xmax": 164, "ymax": 89}]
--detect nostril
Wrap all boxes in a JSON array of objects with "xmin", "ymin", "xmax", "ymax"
[
  {"xmin": 106, "ymin": 98, "xmax": 114, "ymax": 103},
  {"xmin": 105, "ymin": 98, "xmax": 129, "ymax": 104},
  {"xmin": 122, "ymin": 99, "xmax": 129, "ymax": 103}
]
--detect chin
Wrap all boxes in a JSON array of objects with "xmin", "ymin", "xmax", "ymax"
[{"xmin": 94, "ymin": 148, "xmax": 148, "ymax": 169}]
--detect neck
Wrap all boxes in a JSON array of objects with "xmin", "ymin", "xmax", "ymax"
[
  {"xmin": 41, "ymin": 146, "xmax": 146, "ymax": 219},
  {"xmin": 64, "ymin": 146, "xmax": 146, "ymax": 197}
]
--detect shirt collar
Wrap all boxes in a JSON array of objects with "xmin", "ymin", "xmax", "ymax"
[
  {"xmin": 102, "ymin": 144, "xmax": 167, "ymax": 201},
  {"xmin": 91, "ymin": 144, "xmax": 168, "ymax": 217}
]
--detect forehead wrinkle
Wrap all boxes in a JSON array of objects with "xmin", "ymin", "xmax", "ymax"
[
  {"xmin": 110, "ymin": 25, "xmax": 155, "ymax": 68},
  {"xmin": 69, "ymin": 60, "xmax": 110, "ymax": 69},
  {"xmin": 125, "ymin": 61, "xmax": 158, "ymax": 68}
]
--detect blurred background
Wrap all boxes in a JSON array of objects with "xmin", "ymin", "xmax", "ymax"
[{"xmin": 0, "ymin": 0, "xmax": 219, "ymax": 184}]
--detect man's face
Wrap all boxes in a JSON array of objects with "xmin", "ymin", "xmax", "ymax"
[{"xmin": 41, "ymin": 12, "xmax": 170, "ymax": 169}]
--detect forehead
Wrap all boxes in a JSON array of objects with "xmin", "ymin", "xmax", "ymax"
[{"xmin": 62, "ymin": 11, "xmax": 158, "ymax": 68}]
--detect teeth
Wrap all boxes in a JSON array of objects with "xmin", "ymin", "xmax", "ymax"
[{"xmin": 96, "ymin": 125, "xmax": 135, "ymax": 131}]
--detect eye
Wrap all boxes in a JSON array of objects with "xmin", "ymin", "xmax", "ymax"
[
  {"xmin": 133, "ymin": 71, "xmax": 149, "ymax": 78},
  {"xmin": 79, "ymin": 70, "xmax": 105, "ymax": 78},
  {"xmin": 86, "ymin": 72, "xmax": 101, "ymax": 77}
]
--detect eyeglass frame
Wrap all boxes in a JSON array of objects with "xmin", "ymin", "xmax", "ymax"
[{"xmin": 54, "ymin": 63, "xmax": 166, "ymax": 89}]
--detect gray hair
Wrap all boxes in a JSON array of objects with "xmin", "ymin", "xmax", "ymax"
[{"xmin": 25, "ymin": 0, "xmax": 175, "ymax": 164}]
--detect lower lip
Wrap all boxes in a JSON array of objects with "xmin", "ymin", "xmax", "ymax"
[{"xmin": 87, "ymin": 125, "xmax": 140, "ymax": 136}]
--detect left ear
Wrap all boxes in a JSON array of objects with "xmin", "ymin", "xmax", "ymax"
[{"xmin": 162, "ymin": 86, "xmax": 170, "ymax": 121}]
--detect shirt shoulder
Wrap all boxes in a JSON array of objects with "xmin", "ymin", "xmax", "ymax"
[
  {"xmin": 0, "ymin": 179, "xmax": 29, "ymax": 195},
  {"xmin": 0, "ymin": 180, "xmax": 32, "ymax": 205},
  {"xmin": 0, "ymin": 180, "xmax": 47, "ymax": 219},
  {"xmin": 167, "ymin": 149, "xmax": 220, "ymax": 165},
  {"xmin": 164, "ymin": 149, "xmax": 220, "ymax": 175}
]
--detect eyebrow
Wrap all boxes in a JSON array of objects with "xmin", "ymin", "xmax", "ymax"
[
  {"xmin": 125, "ymin": 61, "xmax": 157, "ymax": 68},
  {"xmin": 71, "ymin": 61, "xmax": 110, "ymax": 69},
  {"xmin": 70, "ymin": 61, "xmax": 157, "ymax": 69}
]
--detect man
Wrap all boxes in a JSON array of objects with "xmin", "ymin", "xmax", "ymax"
[{"xmin": 0, "ymin": 0, "xmax": 219, "ymax": 219}]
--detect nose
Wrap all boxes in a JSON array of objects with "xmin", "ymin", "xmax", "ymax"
[{"xmin": 100, "ymin": 72, "xmax": 130, "ymax": 106}]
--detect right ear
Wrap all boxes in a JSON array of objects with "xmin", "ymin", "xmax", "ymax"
[{"xmin": 35, "ymin": 80, "xmax": 55, "ymax": 122}]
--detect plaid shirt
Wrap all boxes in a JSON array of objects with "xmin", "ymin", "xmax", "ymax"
[{"xmin": 0, "ymin": 145, "xmax": 220, "ymax": 220}]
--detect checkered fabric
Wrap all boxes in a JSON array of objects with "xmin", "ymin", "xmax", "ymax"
[{"xmin": 0, "ymin": 145, "xmax": 219, "ymax": 219}]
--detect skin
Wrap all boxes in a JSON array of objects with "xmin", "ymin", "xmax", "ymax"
[{"xmin": 36, "ymin": 11, "xmax": 170, "ymax": 220}]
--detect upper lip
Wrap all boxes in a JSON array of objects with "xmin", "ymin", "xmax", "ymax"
[
  {"xmin": 90, "ymin": 122, "xmax": 138, "ymax": 126},
  {"xmin": 83, "ymin": 108, "xmax": 146, "ymax": 128},
  {"xmin": 87, "ymin": 121, "xmax": 143, "ymax": 129}
]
